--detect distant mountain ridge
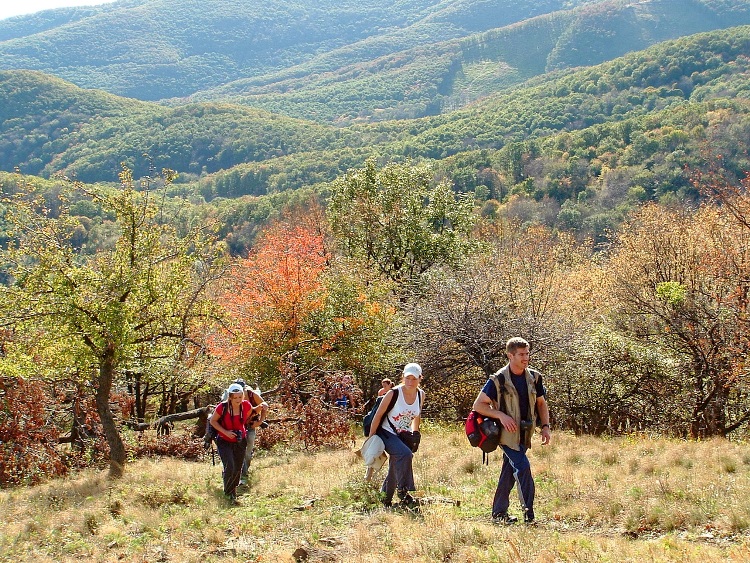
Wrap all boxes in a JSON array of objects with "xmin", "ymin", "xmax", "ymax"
[
  {"xmin": 184, "ymin": 0, "xmax": 750, "ymax": 123},
  {"xmin": 4, "ymin": 25, "xmax": 750, "ymax": 188},
  {"xmin": 0, "ymin": 0, "xmax": 589, "ymax": 101},
  {"xmin": 0, "ymin": 0, "xmax": 748, "ymax": 123}
]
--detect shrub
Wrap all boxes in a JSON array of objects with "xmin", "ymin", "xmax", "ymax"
[{"xmin": 0, "ymin": 377, "xmax": 67, "ymax": 486}]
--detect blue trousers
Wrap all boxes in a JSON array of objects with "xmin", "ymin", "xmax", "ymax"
[
  {"xmin": 241, "ymin": 428, "xmax": 256, "ymax": 479},
  {"xmin": 493, "ymin": 444, "xmax": 535, "ymax": 520},
  {"xmin": 377, "ymin": 429, "xmax": 415, "ymax": 503},
  {"xmin": 216, "ymin": 437, "xmax": 247, "ymax": 496}
]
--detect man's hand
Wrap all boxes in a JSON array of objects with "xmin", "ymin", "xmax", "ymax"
[
  {"xmin": 540, "ymin": 426, "xmax": 551, "ymax": 446},
  {"xmin": 499, "ymin": 411, "xmax": 517, "ymax": 433}
]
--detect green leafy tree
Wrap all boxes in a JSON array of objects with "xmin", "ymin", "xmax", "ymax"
[
  {"xmin": 327, "ymin": 158, "xmax": 477, "ymax": 291},
  {"xmin": 0, "ymin": 167, "xmax": 224, "ymax": 477}
]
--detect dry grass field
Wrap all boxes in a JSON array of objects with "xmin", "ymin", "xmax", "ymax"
[{"xmin": 1, "ymin": 425, "xmax": 749, "ymax": 562}]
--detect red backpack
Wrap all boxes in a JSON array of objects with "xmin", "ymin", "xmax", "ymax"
[
  {"xmin": 465, "ymin": 373, "xmax": 504, "ymax": 463},
  {"xmin": 465, "ymin": 411, "xmax": 500, "ymax": 464}
]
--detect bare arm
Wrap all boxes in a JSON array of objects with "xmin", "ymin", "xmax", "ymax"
[{"xmin": 472, "ymin": 390, "xmax": 517, "ymax": 433}]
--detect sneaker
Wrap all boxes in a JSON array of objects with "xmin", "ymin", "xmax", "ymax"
[{"xmin": 492, "ymin": 513, "xmax": 518, "ymax": 525}]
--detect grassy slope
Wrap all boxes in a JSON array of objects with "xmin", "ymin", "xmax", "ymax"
[{"xmin": 1, "ymin": 427, "xmax": 748, "ymax": 562}]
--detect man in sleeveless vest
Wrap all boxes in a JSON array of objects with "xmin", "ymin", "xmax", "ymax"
[{"xmin": 472, "ymin": 337, "xmax": 551, "ymax": 524}]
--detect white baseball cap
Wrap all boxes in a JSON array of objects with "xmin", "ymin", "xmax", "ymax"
[
  {"xmin": 227, "ymin": 383, "xmax": 244, "ymax": 394},
  {"xmin": 403, "ymin": 363, "xmax": 422, "ymax": 377}
]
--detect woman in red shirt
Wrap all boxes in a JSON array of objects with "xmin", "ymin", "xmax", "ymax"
[{"xmin": 210, "ymin": 383, "xmax": 252, "ymax": 504}]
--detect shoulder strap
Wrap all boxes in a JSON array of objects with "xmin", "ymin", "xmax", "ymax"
[
  {"xmin": 387, "ymin": 387, "xmax": 399, "ymax": 412},
  {"xmin": 490, "ymin": 373, "xmax": 507, "ymax": 414},
  {"xmin": 219, "ymin": 401, "xmax": 229, "ymax": 424},
  {"xmin": 382, "ymin": 387, "xmax": 399, "ymax": 432}
]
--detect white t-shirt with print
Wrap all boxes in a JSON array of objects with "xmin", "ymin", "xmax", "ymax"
[{"xmin": 381, "ymin": 384, "xmax": 422, "ymax": 435}]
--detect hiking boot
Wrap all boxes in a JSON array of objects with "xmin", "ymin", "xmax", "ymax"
[
  {"xmin": 399, "ymin": 494, "xmax": 419, "ymax": 510},
  {"xmin": 492, "ymin": 513, "xmax": 518, "ymax": 525}
]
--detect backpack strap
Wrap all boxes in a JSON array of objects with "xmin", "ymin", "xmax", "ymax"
[
  {"xmin": 490, "ymin": 373, "xmax": 508, "ymax": 415},
  {"xmin": 383, "ymin": 387, "xmax": 399, "ymax": 432}
]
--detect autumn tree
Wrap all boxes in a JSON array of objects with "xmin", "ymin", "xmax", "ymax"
[
  {"xmin": 211, "ymin": 205, "xmax": 329, "ymax": 382},
  {"xmin": 606, "ymin": 201, "xmax": 750, "ymax": 437},
  {"xmin": 211, "ymin": 202, "xmax": 402, "ymax": 394},
  {"xmin": 0, "ymin": 167, "xmax": 224, "ymax": 477},
  {"xmin": 404, "ymin": 221, "xmax": 591, "ymax": 418},
  {"xmin": 327, "ymin": 158, "xmax": 477, "ymax": 292}
]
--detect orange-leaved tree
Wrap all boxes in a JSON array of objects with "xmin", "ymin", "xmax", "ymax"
[{"xmin": 211, "ymin": 208, "xmax": 330, "ymax": 385}]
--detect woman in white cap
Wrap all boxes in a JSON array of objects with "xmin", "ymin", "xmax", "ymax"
[
  {"xmin": 367, "ymin": 362, "xmax": 425, "ymax": 508},
  {"xmin": 210, "ymin": 383, "xmax": 252, "ymax": 504}
]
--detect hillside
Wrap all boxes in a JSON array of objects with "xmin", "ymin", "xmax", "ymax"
[
  {"xmin": 185, "ymin": 0, "xmax": 750, "ymax": 123},
  {"xmin": 0, "ymin": 0, "xmax": 589, "ymax": 102},
  {"xmin": 4, "ymin": 25, "xmax": 750, "ymax": 198},
  {"xmin": 0, "ymin": 70, "xmax": 337, "ymax": 181},
  {"xmin": 0, "ymin": 430, "xmax": 748, "ymax": 561},
  {"xmin": 0, "ymin": 0, "xmax": 747, "ymax": 121}
]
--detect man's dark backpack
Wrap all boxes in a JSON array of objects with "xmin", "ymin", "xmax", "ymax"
[{"xmin": 465, "ymin": 374, "xmax": 505, "ymax": 464}]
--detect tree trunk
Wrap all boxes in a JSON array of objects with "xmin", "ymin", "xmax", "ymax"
[{"xmin": 96, "ymin": 344, "xmax": 127, "ymax": 479}]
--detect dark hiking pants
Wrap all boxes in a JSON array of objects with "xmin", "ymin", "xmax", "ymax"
[{"xmin": 493, "ymin": 444, "xmax": 535, "ymax": 520}]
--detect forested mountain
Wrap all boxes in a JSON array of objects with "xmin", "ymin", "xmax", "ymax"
[
  {"xmin": 0, "ymin": 0, "xmax": 591, "ymax": 101},
  {"xmin": 3, "ymin": 0, "xmax": 750, "ymax": 249},
  {"xmin": 4, "ymin": 25, "xmax": 750, "ymax": 197},
  {"xmin": 1, "ymin": 0, "xmax": 748, "ymax": 120},
  {"xmin": 0, "ymin": 70, "xmax": 337, "ymax": 181},
  {"xmin": 187, "ymin": 0, "xmax": 750, "ymax": 123}
]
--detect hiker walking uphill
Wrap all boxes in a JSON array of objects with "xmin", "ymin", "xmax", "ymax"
[
  {"xmin": 210, "ymin": 383, "xmax": 253, "ymax": 504},
  {"xmin": 472, "ymin": 337, "xmax": 551, "ymax": 524},
  {"xmin": 222, "ymin": 380, "xmax": 268, "ymax": 486},
  {"xmin": 367, "ymin": 363, "xmax": 425, "ymax": 509}
]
